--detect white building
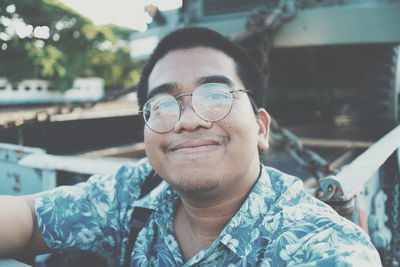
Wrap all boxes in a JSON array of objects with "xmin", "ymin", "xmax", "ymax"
[
  {"xmin": 64, "ymin": 77, "xmax": 104, "ymax": 101},
  {"xmin": 0, "ymin": 77, "xmax": 104, "ymax": 105}
]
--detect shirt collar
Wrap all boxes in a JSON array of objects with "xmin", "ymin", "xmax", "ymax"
[
  {"xmin": 218, "ymin": 164, "xmax": 277, "ymax": 260},
  {"xmin": 151, "ymin": 164, "xmax": 279, "ymax": 262}
]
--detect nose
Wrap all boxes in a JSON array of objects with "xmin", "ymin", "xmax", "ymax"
[{"xmin": 173, "ymin": 96, "xmax": 212, "ymax": 133}]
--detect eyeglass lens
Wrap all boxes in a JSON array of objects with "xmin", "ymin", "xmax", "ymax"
[{"xmin": 143, "ymin": 83, "xmax": 234, "ymax": 133}]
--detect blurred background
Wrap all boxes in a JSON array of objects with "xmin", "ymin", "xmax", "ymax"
[
  {"xmin": 1, "ymin": 0, "xmax": 399, "ymax": 153},
  {"xmin": 0, "ymin": 1, "xmax": 400, "ymax": 265}
]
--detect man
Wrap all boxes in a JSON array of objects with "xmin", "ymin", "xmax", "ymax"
[{"xmin": 0, "ymin": 27, "xmax": 381, "ymax": 266}]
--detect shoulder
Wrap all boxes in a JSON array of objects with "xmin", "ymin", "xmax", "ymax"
[
  {"xmin": 262, "ymin": 166, "xmax": 357, "ymax": 235},
  {"xmin": 114, "ymin": 157, "xmax": 153, "ymax": 181},
  {"xmin": 262, "ymin": 166, "xmax": 306, "ymax": 206},
  {"xmin": 33, "ymin": 158, "xmax": 157, "ymax": 254},
  {"xmin": 35, "ymin": 158, "xmax": 154, "ymax": 221},
  {"xmin": 37, "ymin": 158, "xmax": 153, "ymax": 201},
  {"xmin": 260, "ymin": 166, "xmax": 381, "ymax": 265},
  {"xmin": 111, "ymin": 158, "xmax": 154, "ymax": 196}
]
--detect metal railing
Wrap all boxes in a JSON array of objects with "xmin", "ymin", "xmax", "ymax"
[{"xmin": 319, "ymin": 125, "xmax": 400, "ymax": 202}]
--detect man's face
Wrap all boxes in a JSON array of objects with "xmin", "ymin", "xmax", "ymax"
[{"xmin": 144, "ymin": 47, "xmax": 270, "ymax": 196}]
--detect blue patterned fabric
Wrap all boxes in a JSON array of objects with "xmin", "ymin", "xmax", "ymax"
[{"xmin": 35, "ymin": 158, "xmax": 382, "ymax": 266}]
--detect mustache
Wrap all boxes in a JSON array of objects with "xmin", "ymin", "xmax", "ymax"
[{"xmin": 162, "ymin": 134, "xmax": 228, "ymax": 152}]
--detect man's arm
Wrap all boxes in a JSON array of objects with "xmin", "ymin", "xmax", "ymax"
[{"xmin": 0, "ymin": 195, "xmax": 50, "ymax": 258}]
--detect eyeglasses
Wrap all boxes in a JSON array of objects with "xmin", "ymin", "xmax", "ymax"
[{"xmin": 139, "ymin": 83, "xmax": 250, "ymax": 133}]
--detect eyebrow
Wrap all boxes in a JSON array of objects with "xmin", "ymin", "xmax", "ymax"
[
  {"xmin": 147, "ymin": 82, "xmax": 179, "ymax": 100},
  {"xmin": 196, "ymin": 75, "xmax": 234, "ymax": 87},
  {"xmin": 147, "ymin": 75, "xmax": 234, "ymax": 100}
]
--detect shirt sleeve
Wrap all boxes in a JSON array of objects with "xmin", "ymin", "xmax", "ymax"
[{"xmin": 34, "ymin": 159, "xmax": 153, "ymax": 263}]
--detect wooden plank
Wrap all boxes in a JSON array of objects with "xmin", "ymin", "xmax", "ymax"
[
  {"xmin": 19, "ymin": 154, "xmax": 124, "ymax": 176},
  {"xmin": 300, "ymin": 138, "xmax": 373, "ymax": 148},
  {"xmin": 329, "ymin": 149, "xmax": 358, "ymax": 172},
  {"xmin": 77, "ymin": 142, "xmax": 146, "ymax": 158}
]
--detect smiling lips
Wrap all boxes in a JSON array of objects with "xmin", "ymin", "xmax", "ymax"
[{"xmin": 165, "ymin": 137, "xmax": 226, "ymax": 154}]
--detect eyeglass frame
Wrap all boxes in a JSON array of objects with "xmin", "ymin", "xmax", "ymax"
[{"xmin": 139, "ymin": 83, "xmax": 253, "ymax": 133}]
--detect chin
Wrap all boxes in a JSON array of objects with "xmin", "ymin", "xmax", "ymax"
[{"xmin": 168, "ymin": 174, "xmax": 220, "ymax": 194}]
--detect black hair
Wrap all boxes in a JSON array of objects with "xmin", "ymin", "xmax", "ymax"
[{"xmin": 137, "ymin": 27, "xmax": 265, "ymax": 112}]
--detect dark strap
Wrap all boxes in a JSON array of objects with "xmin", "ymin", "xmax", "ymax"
[
  {"xmin": 139, "ymin": 170, "xmax": 162, "ymax": 198},
  {"xmin": 123, "ymin": 170, "xmax": 162, "ymax": 267}
]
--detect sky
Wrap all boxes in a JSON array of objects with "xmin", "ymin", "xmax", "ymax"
[{"xmin": 59, "ymin": 0, "xmax": 182, "ymax": 31}]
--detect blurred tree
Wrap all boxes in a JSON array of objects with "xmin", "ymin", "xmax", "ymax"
[{"xmin": 0, "ymin": 0, "xmax": 139, "ymax": 91}]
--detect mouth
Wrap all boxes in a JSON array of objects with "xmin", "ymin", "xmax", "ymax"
[{"xmin": 165, "ymin": 137, "xmax": 225, "ymax": 154}]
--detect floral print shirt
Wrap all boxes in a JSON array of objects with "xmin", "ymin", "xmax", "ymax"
[{"xmin": 35, "ymin": 158, "xmax": 382, "ymax": 266}]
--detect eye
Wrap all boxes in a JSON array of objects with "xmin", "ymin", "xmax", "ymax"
[
  {"xmin": 160, "ymin": 99, "xmax": 176, "ymax": 108},
  {"xmin": 152, "ymin": 97, "xmax": 177, "ymax": 113},
  {"xmin": 205, "ymin": 91, "xmax": 230, "ymax": 101}
]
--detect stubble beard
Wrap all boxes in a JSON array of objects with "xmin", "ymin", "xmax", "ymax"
[{"xmin": 167, "ymin": 173, "xmax": 221, "ymax": 195}]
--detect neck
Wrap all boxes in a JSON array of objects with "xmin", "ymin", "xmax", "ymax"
[
  {"xmin": 174, "ymin": 163, "xmax": 261, "ymax": 244},
  {"xmin": 172, "ymin": 162, "xmax": 261, "ymax": 262},
  {"xmin": 173, "ymin": 188, "xmax": 253, "ymax": 262},
  {"xmin": 177, "ymin": 189, "xmax": 250, "ymax": 239}
]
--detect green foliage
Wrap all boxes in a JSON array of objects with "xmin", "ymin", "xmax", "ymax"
[{"xmin": 0, "ymin": 0, "xmax": 139, "ymax": 91}]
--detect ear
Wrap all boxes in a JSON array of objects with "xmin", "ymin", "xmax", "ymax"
[{"xmin": 255, "ymin": 108, "xmax": 270, "ymax": 150}]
